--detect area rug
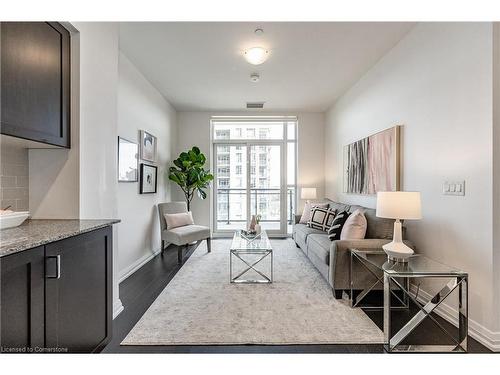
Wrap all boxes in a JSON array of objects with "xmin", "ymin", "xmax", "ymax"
[{"xmin": 121, "ymin": 239, "xmax": 383, "ymax": 345}]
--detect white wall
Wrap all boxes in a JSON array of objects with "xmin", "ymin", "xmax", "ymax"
[
  {"xmin": 71, "ymin": 22, "xmax": 123, "ymax": 317},
  {"xmin": 175, "ymin": 112, "xmax": 325, "ymax": 228},
  {"xmin": 325, "ymin": 23, "xmax": 498, "ymax": 348},
  {"xmin": 117, "ymin": 52, "xmax": 177, "ymax": 281}
]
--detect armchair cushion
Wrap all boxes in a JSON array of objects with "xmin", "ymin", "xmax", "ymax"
[
  {"xmin": 164, "ymin": 211, "xmax": 194, "ymax": 229},
  {"xmin": 165, "ymin": 224, "xmax": 210, "ymax": 246}
]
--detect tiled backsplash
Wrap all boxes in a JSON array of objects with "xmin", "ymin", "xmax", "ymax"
[{"xmin": 0, "ymin": 145, "xmax": 29, "ymax": 211}]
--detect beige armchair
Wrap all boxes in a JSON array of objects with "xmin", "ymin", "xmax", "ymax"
[{"xmin": 158, "ymin": 202, "xmax": 211, "ymax": 264}]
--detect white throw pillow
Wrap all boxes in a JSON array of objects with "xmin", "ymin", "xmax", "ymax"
[
  {"xmin": 299, "ymin": 202, "xmax": 328, "ymax": 224},
  {"xmin": 340, "ymin": 209, "xmax": 367, "ymax": 240},
  {"xmin": 164, "ymin": 211, "xmax": 194, "ymax": 229}
]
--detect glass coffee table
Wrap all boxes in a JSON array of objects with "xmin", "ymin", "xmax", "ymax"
[
  {"xmin": 350, "ymin": 249, "xmax": 468, "ymax": 353},
  {"xmin": 230, "ymin": 230, "xmax": 273, "ymax": 283}
]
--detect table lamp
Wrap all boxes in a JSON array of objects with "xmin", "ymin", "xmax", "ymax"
[
  {"xmin": 376, "ymin": 191, "xmax": 422, "ymax": 262},
  {"xmin": 301, "ymin": 188, "xmax": 317, "ymax": 202}
]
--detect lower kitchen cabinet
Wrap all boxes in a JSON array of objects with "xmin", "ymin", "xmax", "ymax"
[
  {"xmin": 0, "ymin": 226, "xmax": 113, "ymax": 353},
  {"xmin": 0, "ymin": 246, "xmax": 45, "ymax": 351}
]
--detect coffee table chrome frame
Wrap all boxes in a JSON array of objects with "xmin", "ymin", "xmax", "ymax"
[
  {"xmin": 230, "ymin": 249, "xmax": 273, "ymax": 284},
  {"xmin": 349, "ymin": 249, "xmax": 468, "ymax": 353}
]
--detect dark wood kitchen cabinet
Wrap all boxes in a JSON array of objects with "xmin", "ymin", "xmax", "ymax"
[
  {"xmin": 0, "ymin": 226, "xmax": 113, "ymax": 353},
  {"xmin": 0, "ymin": 246, "xmax": 45, "ymax": 352},
  {"xmin": 0, "ymin": 22, "xmax": 71, "ymax": 148}
]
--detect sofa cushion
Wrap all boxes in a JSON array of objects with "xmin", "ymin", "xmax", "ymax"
[
  {"xmin": 294, "ymin": 223, "xmax": 325, "ymax": 239},
  {"xmin": 362, "ymin": 207, "xmax": 394, "ymax": 240},
  {"xmin": 328, "ymin": 200, "xmax": 351, "ymax": 213},
  {"xmin": 340, "ymin": 209, "xmax": 367, "ymax": 240},
  {"xmin": 307, "ymin": 207, "xmax": 336, "ymax": 231},
  {"xmin": 299, "ymin": 201, "xmax": 329, "ymax": 224},
  {"xmin": 307, "ymin": 234, "xmax": 331, "ymax": 264}
]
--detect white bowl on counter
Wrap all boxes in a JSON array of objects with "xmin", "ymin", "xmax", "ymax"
[{"xmin": 0, "ymin": 211, "xmax": 30, "ymax": 230}]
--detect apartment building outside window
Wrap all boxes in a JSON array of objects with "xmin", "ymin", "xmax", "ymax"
[{"xmin": 212, "ymin": 117, "xmax": 297, "ymax": 236}]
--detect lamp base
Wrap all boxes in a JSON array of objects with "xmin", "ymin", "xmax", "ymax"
[{"xmin": 382, "ymin": 241, "xmax": 414, "ymax": 263}]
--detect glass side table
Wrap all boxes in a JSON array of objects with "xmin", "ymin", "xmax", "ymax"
[{"xmin": 350, "ymin": 248, "xmax": 468, "ymax": 353}]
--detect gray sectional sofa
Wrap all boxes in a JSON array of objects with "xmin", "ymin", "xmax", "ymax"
[{"xmin": 293, "ymin": 198, "xmax": 410, "ymax": 298}]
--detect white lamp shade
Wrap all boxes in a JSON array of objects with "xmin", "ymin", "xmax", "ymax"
[
  {"xmin": 376, "ymin": 191, "xmax": 422, "ymax": 220},
  {"xmin": 301, "ymin": 187, "xmax": 317, "ymax": 200}
]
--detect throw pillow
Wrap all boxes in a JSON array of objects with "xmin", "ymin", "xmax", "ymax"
[
  {"xmin": 164, "ymin": 211, "xmax": 194, "ymax": 229},
  {"xmin": 340, "ymin": 209, "xmax": 367, "ymax": 240},
  {"xmin": 307, "ymin": 207, "xmax": 337, "ymax": 231},
  {"xmin": 299, "ymin": 201, "xmax": 329, "ymax": 224},
  {"xmin": 328, "ymin": 211, "xmax": 350, "ymax": 241}
]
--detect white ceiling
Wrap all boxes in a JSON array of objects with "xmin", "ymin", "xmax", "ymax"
[{"xmin": 119, "ymin": 22, "xmax": 415, "ymax": 112}]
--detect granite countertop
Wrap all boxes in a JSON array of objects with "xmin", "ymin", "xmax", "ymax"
[{"xmin": 0, "ymin": 219, "xmax": 120, "ymax": 258}]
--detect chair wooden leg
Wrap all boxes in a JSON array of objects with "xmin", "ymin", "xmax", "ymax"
[
  {"xmin": 207, "ymin": 238, "xmax": 211, "ymax": 253},
  {"xmin": 177, "ymin": 245, "xmax": 184, "ymax": 264}
]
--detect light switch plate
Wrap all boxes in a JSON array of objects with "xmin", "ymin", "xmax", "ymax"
[{"xmin": 443, "ymin": 181, "xmax": 465, "ymax": 196}]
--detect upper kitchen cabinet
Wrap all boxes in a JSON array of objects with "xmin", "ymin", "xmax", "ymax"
[{"xmin": 1, "ymin": 22, "xmax": 70, "ymax": 148}]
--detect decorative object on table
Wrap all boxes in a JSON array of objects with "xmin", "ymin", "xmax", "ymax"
[
  {"xmin": 376, "ymin": 191, "xmax": 422, "ymax": 262},
  {"xmin": 254, "ymin": 214, "xmax": 262, "ymax": 235},
  {"xmin": 0, "ymin": 210, "xmax": 30, "ymax": 229},
  {"xmin": 168, "ymin": 146, "xmax": 214, "ymax": 211},
  {"xmin": 327, "ymin": 210, "xmax": 350, "ymax": 241},
  {"xmin": 343, "ymin": 125, "xmax": 400, "ymax": 195},
  {"xmin": 139, "ymin": 163, "xmax": 158, "ymax": 194},
  {"xmin": 139, "ymin": 130, "xmax": 157, "ymax": 162},
  {"xmin": 300, "ymin": 187, "xmax": 317, "ymax": 201},
  {"xmin": 299, "ymin": 201, "xmax": 328, "ymax": 224},
  {"xmin": 249, "ymin": 214, "xmax": 257, "ymax": 231},
  {"xmin": 118, "ymin": 137, "xmax": 138, "ymax": 182},
  {"xmin": 307, "ymin": 207, "xmax": 337, "ymax": 231},
  {"xmin": 340, "ymin": 209, "xmax": 367, "ymax": 240}
]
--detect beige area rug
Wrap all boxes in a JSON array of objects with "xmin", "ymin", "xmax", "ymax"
[{"xmin": 121, "ymin": 239, "xmax": 383, "ymax": 345}]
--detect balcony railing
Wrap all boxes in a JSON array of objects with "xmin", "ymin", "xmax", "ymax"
[{"xmin": 216, "ymin": 188, "xmax": 295, "ymax": 225}]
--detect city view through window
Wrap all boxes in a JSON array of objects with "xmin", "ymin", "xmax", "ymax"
[{"xmin": 212, "ymin": 119, "xmax": 297, "ymax": 235}]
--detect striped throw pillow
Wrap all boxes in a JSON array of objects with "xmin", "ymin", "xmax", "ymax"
[
  {"xmin": 328, "ymin": 211, "xmax": 351, "ymax": 241},
  {"xmin": 307, "ymin": 207, "xmax": 337, "ymax": 231}
]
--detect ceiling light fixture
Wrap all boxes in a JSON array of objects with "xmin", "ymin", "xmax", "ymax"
[
  {"xmin": 244, "ymin": 47, "xmax": 269, "ymax": 65},
  {"xmin": 254, "ymin": 28, "xmax": 264, "ymax": 35}
]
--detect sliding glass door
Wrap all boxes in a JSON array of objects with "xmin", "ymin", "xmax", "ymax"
[{"xmin": 212, "ymin": 118, "xmax": 296, "ymax": 237}]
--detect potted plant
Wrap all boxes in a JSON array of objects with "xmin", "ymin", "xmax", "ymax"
[
  {"xmin": 255, "ymin": 214, "xmax": 262, "ymax": 234},
  {"xmin": 168, "ymin": 146, "xmax": 214, "ymax": 211}
]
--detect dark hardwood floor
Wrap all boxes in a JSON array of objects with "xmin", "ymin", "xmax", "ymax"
[{"xmin": 103, "ymin": 241, "xmax": 490, "ymax": 354}]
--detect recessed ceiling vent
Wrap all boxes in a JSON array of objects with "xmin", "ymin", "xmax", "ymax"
[{"xmin": 246, "ymin": 102, "xmax": 265, "ymax": 109}]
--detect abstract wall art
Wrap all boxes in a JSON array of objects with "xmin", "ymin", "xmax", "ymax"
[{"xmin": 343, "ymin": 126, "xmax": 400, "ymax": 195}]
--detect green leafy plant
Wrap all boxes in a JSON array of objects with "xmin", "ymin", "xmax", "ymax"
[{"xmin": 168, "ymin": 146, "xmax": 214, "ymax": 211}]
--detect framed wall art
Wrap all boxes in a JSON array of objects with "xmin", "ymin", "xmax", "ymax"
[
  {"xmin": 140, "ymin": 130, "xmax": 157, "ymax": 162},
  {"xmin": 343, "ymin": 125, "xmax": 401, "ymax": 195},
  {"xmin": 140, "ymin": 163, "xmax": 158, "ymax": 194},
  {"xmin": 118, "ymin": 137, "xmax": 138, "ymax": 182}
]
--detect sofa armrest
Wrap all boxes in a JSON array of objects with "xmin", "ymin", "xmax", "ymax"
[
  {"xmin": 294, "ymin": 214, "xmax": 302, "ymax": 224},
  {"xmin": 328, "ymin": 239, "xmax": 414, "ymax": 290}
]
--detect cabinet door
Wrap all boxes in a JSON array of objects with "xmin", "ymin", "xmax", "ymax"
[
  {"xmin": 0, "ymin": 22, "xmax": 70, "ymax": 147},
  {"xmin": 0, "ymin": 246, "xmax": 45, "ymax": 351},
  {"xmin": 45, "ymin": 227, "xmax": 113, "ymax": 353}
]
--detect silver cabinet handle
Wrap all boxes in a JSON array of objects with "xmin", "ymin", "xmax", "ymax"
[{"xmin": 46, "ymin": 255, "xmax": 61, "ymax": 279}]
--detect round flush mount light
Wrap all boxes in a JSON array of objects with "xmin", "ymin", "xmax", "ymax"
[
  {"xmin": 244, "ymin": 47, "xmax": 269, "ymax": 65},
  {"xmin": 250, "ymin": 73, "xmax": 260, "ymax": 83},
  {"xmin": 254, "ymin": 28, "xmax": 264, "ymax": 35}
]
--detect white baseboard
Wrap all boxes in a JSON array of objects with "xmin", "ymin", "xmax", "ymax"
[
  {"xmin": 113, "ymin": 299, "xmax": 124, "ymax": 319},
  {"xmin": 118, "ymin": 247, "xmax": 165, "ymax": 284},
  {"xmin": 409, "ymin": 285, "xmax": 500, "ymax": 352}
]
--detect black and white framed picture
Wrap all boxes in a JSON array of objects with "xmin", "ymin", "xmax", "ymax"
[
  {"xmin": 118, "ymin": 137, "xmax": 138, "ymax": 182},
  {"xmin": 140, "ymin": 130, "xmax": 157, "ymax": 162},
  {"xmin": 140, "ymin": 163, "xmax": 158, "ymax": 194}
]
